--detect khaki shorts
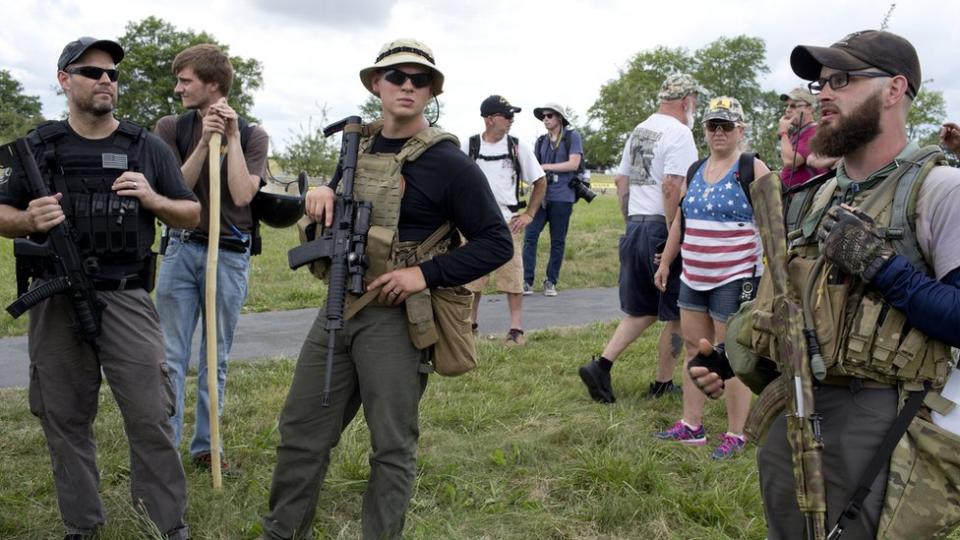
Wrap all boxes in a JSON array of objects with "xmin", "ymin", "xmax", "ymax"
[{"xmin": 466, "ymin": 231, "xmax": 524, "ymax": 294}]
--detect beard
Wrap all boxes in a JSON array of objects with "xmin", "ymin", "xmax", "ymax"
[{"xmin": 810, "ymin": 90, "xmax": 882, "ymax": 157}]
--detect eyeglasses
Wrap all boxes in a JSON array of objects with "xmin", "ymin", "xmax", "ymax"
[
  {"xmin": 542, "ymin": 112, "xmax": 555, "ymax": 120},
  {"xmin": 382, "ymin": 69, "xmax": 433, "ymax": 89},
  {"xmin": 492, "ymin": 112, "xmax": 514, "ymax": 120},
  {"xmin": 705, "ymin": 121, "xmax": 736, "ymax": 133},
  {"xmin": 63, "ymin": 66, "xmax": 119, "ymax": 82},
  {"xmin": 808, "ymin": 71, "xmax": 890, "ymax": 94}
]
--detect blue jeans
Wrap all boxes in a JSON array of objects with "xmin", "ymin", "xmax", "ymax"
[
  {"xmin": 523, "ymin": 201, "xmax": 574, "ymax": 285},
  {"xmin": 155, "ymin": 236, "xmax": 250, "ymax": 458}
]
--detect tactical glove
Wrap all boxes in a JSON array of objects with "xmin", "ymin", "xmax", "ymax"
[
  {"xmin": 688, "ymin": 343, "xmax": 735, "ymax": 380},
  {"xmin": 817, "ymin": 206, "xmax": 893, "ymax": 281}
]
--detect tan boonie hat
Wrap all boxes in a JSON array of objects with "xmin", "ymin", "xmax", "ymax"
[
  {"xmin": 359, "ymin": 38, "xmax": 445, "ymax": 96},
  {"xmin": 779, "ymin": 86, "xmax": 817, "ymax": 106},
  {"xmin": 702, "ymin": 96, "xmax": 745, "ymax": 123},
  {"xmin": 658, "ymin": 73, "xmax": 706, "ymax": 101},
  {"xmin": 533, "ymin": 102, "xmax": 570, "ymax": 126}
]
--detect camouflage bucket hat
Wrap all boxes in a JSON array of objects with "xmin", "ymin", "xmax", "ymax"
[
  {"xmin": 658, "ymin": 73, "xmax": 706, "ymax": 101},
  {"xmin": 359, "ymin": 38, "xmax": 445, "ymax": 96},
  {"xmin": 703, "ymin": 96, "xmax": 745, "ymax": 123}
]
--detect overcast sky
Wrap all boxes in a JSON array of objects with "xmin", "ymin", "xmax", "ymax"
[{"xmin": 3, "ymin": 0, "xmax": 960, "ymax": 154}]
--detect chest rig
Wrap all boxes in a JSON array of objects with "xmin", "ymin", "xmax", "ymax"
[
  {"xmin": 29, "ymin": 120, "xmax": 147, "ymax": 276},
  {"xmin": 773, "ymin": 146, "xmax": 952, "ymax": 389},
  {"xmin": 351, "ymin": 122, "xmax": 460, "ymax": 270}
]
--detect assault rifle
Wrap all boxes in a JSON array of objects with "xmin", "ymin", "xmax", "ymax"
[
  {"xmin": 751, "ymin": 172, "xmax": 826, "ymax": 540},
  {"xmin": 1, "ymin": 138, "xmax": 103, "ymax": 346},
  {"xmin": 288, "ymin": 116, "xmax": 372, "ymax": 407}
]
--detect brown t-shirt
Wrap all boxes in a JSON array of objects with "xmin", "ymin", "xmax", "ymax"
[{"xmin": 155, "ymin": 112, "xmax": 269, "ymax": 235}]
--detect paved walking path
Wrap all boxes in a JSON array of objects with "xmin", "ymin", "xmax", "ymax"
[{"xmin": 0, "ymin": 287, "xmax": 622, "ymax": 389}]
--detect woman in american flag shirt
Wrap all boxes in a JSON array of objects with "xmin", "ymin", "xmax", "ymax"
[{"xmin": 653, "ymin": 97, "xmax": 770, "ymax": 460}]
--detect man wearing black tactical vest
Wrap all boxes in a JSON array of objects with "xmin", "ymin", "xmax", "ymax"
[
  {"xmin": 154, "ymin": 43, "xmax": 269, "ymax": 472},
  {"xmin": 261, "ymin": 39, "xmax": 512, "ymax": 540},
  {"xmin": 0, "ymin": 37, "xmax": 200, "ymax": 540}
]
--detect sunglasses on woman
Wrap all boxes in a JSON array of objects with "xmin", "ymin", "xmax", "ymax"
[
  {"xmin": 382, "ymin": 69, "xmax": 433, "ymax": 89},
  {"xmin": 541, "ymin": 112, "xmax": 556, "ymax": 119},
  {"xmin": 705, "ymin": 121, "xmax": 736, "ymax": 133},
  {"xmin": 63, "ymin": 66, "xmax": 119, "ymax": 82}
]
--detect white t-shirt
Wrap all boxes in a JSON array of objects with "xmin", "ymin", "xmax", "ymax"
[
  {"xmin": 462, "ymin": 134, "xmax": 545, "ymax": 222},
  {"xmin": 616, "ymin": 113, "xmax": 698, "ymax": 217}
]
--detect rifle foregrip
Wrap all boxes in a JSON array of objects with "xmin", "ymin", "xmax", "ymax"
[{"xmin": 6, "ymin": 276, "xmax": 71, "ymax": 318}]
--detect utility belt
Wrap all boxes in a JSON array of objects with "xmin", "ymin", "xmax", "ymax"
[
  {"xmin": 164, "ymin": 228, "xmax": 250, "ymax": 254},
  {"xmin": 35, "ymin": 253, "xmax": 157, "ymax": 292}
]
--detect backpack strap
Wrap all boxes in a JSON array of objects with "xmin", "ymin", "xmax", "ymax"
[
  {"xmin": 508, "ymin": 135, "xmax": 524, "ymax": 204},
  {"xmin": 534, "ymin": 135, "xmax": 546, "ymax": 164},
  {"xmin": 736, "ymin": 152, "xmax": 757, "ymax": 207},
  {"xmin": 174, "ymin": 111, "xmax": 196, "ymax": 162},
  {"xmin": 680, "ymin": 157, "xmax": 708, "ymax": 241},
  {"xmin": 468, "ymin": 134, "xmax": 481, "ymax": 160},
  {"xmin": 887, "ymin": 146, "xmax": 943, "ymax": 275}
]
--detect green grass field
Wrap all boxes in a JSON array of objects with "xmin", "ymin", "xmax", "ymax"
[
  {"xmin": 0, "ymin": 322, "xmax": 772, "ymax": 540},
  {"xmin": 0, "ymin": 177, "xmax": 622, "ymax": 337}
]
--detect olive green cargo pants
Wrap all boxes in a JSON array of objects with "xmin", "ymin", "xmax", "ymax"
[{"xmin": 263, "ymin": 304, "xmax": 429, "ymax": 540}]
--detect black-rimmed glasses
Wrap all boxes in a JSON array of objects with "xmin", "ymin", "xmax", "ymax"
[{"xmin": 808, "ymin": 71, "xmax": 890, "ymax": 94}]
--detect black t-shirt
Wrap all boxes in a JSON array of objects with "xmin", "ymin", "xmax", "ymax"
[
  {"xmin": 367, "ymin": 134, "xmax": 512, "ymax": 288},
  {"xmin": 0, "ymin": 121, "xmax": 197, "ymax": 254}
]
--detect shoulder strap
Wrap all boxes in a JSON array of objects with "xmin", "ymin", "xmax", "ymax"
[
  {"xmin": 397, "ymin": 127, "xmax": 459, "ymax": 163},
  {"xmin": 508, "ymin": 135, "xmax": 524, "ymax": 203},
  {"xmin": 534, "ymin": 135, "xmax": 546, "ymax": 163},
  {"xmin": 887, "ymin": 146, "xmax": 943, "ymax": 275},
  {"xmin": 736, "ymin": 152, "xmax": 757, "ymax": 207},
  {"xmin": 174, "ymin": 111, "xmax": 196, "ymax": 161},
  {"xmin": 238, "ymin": 116, "xmax": 254, "ymax": 151},
  {"xmin": 114, "ymin": 120, "xmax": 145, "ymax": 151},
  {"xmin": 468, "ymin": 134, "xmax": 480, "ymax": 160},
  {"xmin": 680, "ymin": 157, "xmax": 707, "ymax": 242},
  {"xmin": 685, "ymin": 157, "xmax": 708, "ymax": 188},
  {"xmin": 31, "ymin": 120, "xmax": 69, "ymax": 144}
]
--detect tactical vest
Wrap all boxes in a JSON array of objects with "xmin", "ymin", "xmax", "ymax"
[
  {"xmin": 352, "ymin": 122, "xmax": 460, "ymax": 271},
  {"xmin": 28, "ymin": 120, "xmax": 151, "ymax": 278},
  {"xmin": 754, "ymin": 146, "xmax": 952, "ymax": 389}
]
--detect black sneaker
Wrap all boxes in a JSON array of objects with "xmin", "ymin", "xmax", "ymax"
[
  {"xmin": 646, "ymin": 380, "xmax": 682, "ymax": 398},
  {"xmin": 578, "ymin": 358, "xmax": 616, "ymax": 403}
]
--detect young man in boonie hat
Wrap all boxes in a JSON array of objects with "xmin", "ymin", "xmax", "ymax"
[{"xmin": 260, "ymin": 38, "xmax": 511, "ymax": 540}]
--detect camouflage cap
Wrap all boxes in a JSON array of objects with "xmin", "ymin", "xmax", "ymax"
[
  {"xmin": 658, "ymin": 73, "xmax": 705, "ymax": 101},
  {"xmin": 779, "ymin": 87, "xmax": 817, "ymax": 106},
  {"xmin": 702, "ymin": 96, "xmax": 744, "ymax": 123}
]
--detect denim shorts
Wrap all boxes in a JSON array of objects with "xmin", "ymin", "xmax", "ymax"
[{"xmin": 678, "ymin": 278, "xmax": 758, "ymax": 322}]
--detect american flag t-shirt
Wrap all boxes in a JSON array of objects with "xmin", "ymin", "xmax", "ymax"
[{"xmin": 680, "ymin": 160, "xmax": 764, "ymax": 291}]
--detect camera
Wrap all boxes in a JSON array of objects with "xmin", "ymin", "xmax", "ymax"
[{"xmin": 568, "ymin": 176, "xmax": 597, "ymax": 203}]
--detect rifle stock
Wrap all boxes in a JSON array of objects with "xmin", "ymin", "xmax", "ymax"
[
  {"xmin": 1, "ymin": 138, "xmax": 103, "ymax": 345},
  {"xmin": 751, "ymin": 172, "xmax": 826, "ymax": 540}
]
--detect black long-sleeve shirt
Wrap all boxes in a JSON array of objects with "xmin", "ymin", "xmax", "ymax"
[{"xmin": 365, "ymin": 134, "xmax": 512, "ymax": 288}]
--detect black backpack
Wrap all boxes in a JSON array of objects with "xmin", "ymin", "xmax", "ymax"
[
  {"xmin": 173, "ymin": 110, "xmax": 263, "ymax": 255},
  {"xmin": 468, "ymin": 133, "xmax": 526, "ymax": 211},
  {"xmin": 534, "ymin": 128, "xmax": 586, "ymax": 177}
]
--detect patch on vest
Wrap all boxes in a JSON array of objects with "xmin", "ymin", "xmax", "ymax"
[
  {"xmin": 101, "ymin": 153, "xmax": 128, "ymax": 170},
  {"xmin": 0, "ymin": 166, "xmax": 11, "ymax": 185}
]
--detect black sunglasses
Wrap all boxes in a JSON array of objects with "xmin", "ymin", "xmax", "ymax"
[
  {"xmin": 542, "ymin": 112, "xmax": 556, "ymax": 119},
  {"xmin": 492, "ymin": 112, "xmax": 514, "ymax": 120},
  {"xmin": 64, "ymin": 66, "xmax": 119, "ymax": 82},
  {"xmin": 705, "ymin": 121, "xmax": 736, "ymax": 133},
  {"xmin": 382, "ymin": 69, "xmax": 433, "ymax": 89},
  {"xmin": 808, "ymin": 71, "xmax": 890, "ymax": 94}
]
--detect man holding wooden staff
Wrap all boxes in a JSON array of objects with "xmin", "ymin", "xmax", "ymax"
[{"xmin": 155, "ymin": 44, "xmax": 269, "ymax": 473}]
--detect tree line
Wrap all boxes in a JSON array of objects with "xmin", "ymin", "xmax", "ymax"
[{"xmin": 1, "ymin": 17, "xmax": 948, "ymax": 177}]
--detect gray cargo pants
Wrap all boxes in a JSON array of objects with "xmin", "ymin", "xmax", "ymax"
[
  {"xmin": 263, "ymin": 304, "xmax": 429, "ymax": 540},
  {"xmin": 758, "ymin": 382, "xmax": 898, "ymax": 540},
  {"xmin": 28, "ymin": 289, "xmax": 188, "ymax": 539}
]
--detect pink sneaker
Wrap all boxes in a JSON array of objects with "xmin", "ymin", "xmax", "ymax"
[
  {"xmin": 654, "ymin": 420, "xmax": 706, "ymax": 446},
  {"xmin": 710, "ymin": 433, "xmax": 747, "ymax": 460}
]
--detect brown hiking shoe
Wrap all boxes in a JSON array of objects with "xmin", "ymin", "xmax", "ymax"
[{"xmin": 192, "ymin": 452, "xmax": 242, "ymax": 478}]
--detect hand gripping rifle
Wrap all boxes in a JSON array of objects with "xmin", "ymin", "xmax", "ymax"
[
  {"xmin": 2, "ymin": 138, "xmax": 103, "ymax": 347},
  {"xmin": 751, "ymin": 172, "xmax": 827, "ymax": 540},
  {"xmin": 288, "ymin": 116, "xmax": 372, "ymax": 407}
]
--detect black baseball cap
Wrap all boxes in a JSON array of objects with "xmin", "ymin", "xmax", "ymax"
[
  {"xmin": 790, "ymin": 30, "xmax": 920, "ymax": 98},
  {"xmin": 480, "ymin": 95, "xmax": 521, "ymax": 117},
  {"xmin": 58, "ymin": 37, "xmax": 125, "ymax": 71}
]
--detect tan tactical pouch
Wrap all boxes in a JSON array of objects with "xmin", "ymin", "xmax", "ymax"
[
  {"xmin": 878, "ymin": 393, "xmax": 960, "ymax": 539},
  {"xmin": 429, "ymin": 286, "xmax": 478, "ymax": 376}
]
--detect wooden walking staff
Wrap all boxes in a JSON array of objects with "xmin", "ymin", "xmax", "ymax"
[{"xmin": 205, "ymin": 132, "xmax": 223, "ymax": 489}]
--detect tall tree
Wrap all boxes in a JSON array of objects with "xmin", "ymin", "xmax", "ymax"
[
  {"xmin": 906, "ymin": 84, "xmax": 947, "ymax": 147},
  {"xmin": 0, "ymin": 69, "xmax": 44, "ymax": 144},
  {"xmin": 115, "ymin": 16, "xmax": 263, "ymax": 128},
  {"xmin": 585, "ymin": 36, "xmax": 782, "ymax": 169}
]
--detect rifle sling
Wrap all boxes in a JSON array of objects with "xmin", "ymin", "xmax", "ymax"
[
  {"xmin": 345, "ymin": 222, "xmax": 453, "ymax": 320},
  {"xmin": 827, "ymin": 382, "xmax": 930, "ymax": 539}
]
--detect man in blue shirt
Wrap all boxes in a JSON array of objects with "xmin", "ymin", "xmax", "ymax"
[{"xmin": 524, "ymin": 103, "xmax": 583, "ymax": 297}]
